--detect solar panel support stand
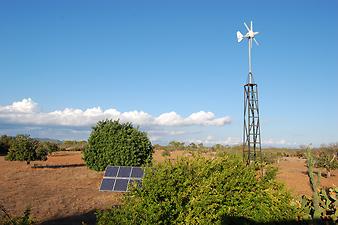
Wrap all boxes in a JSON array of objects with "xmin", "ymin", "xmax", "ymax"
[{"xmin": 243, "ymin": 72, "xmax": 262, "ymax": 165}]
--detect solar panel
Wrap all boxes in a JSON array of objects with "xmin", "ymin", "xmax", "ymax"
[
  {"xmin": 99, "ymin": 166, "xmax": 144, "ymax": 192},
  {"xmin": 131, "ymin": 167, "xmax": 144, "ymax": 178},
  {"xmin": 104, "ymin": 166, "xmax": 119, "ymax": 177},
  {"xmin": 100, "ymin": 178, "xmax": 115, "ymax": 191},
  {"xmin": 114, "ymin": 179, "xmax": 129, "ymax": 191},
  {"xmin": 117, "ymin": 167, "xmax": 132, "ymax": 177}
]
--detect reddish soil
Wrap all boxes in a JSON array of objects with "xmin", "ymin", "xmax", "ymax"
[
  {"xmin": 0, "ymin": 150, "xmax": 337, "ymax": 224},
  {"xmin": 276, "ymin": 157, "xmax": 338, "ymax": 197},
  {"xmin": 0, "ymin": 151, "xmax": 122, "ymax": 225}
]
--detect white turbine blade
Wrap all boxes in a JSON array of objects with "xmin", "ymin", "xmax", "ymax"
[
  {"xmin": 236, "ymin": 31, "xmax": 243, "ymax": 42},
  {"xmin": 253, "ymin": 38, "xmax": 259, "ymax": 46},
  {"xmin": 250, "ymin": 21, "xmax": 253, "ymax": 31},
  {"xmin": 244, "ymin": 22, "xmax": 250, "ymax": 32}
]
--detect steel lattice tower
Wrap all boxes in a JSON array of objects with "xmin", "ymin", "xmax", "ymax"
[
  {"xmin": 237, "ymin": 21, "xmax": 262, "ymax": 164},
  {"xmin": 243, "ymin": 73, "xmax": 262, "ymax": 164}
]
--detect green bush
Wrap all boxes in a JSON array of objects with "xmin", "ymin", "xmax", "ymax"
[
  {"xmin": 0, "ymin": 135, "xmax": 15, "ymax": 155},
  {"xmin": 60, "ymin": 140, "xmax": 87, "ymax": 151},
  {"xmin": 35, "ymin": 144, "xmax": 48, "ymax": 161},
  {"xmin": 5, "ymin": 135, "xmax": 47, "ymax": 161},
  {"xmin": 39, "ymin": 142, "xmax": 59, "ymax": 155},
  {"xmin": 97, "ymin": 154, "xmax": 297, "ymax": 225},
  {"xmin": 315, "ymin": 152, "xmax": 338, "ymax": 178},
  {"xmin": 83, "ymin": 120, "xmax": 153, "ymax": 171}
]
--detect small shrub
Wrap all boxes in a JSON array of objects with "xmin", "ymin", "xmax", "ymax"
[
  {"xmin": 35, "ymin": 144, "xmax": 48, "ymax": 161},
  {"xmin": 5, "ymin": 135, "xmax": 47, "ymax": 161},
  {"xmin": 83, "ymin": 120, "xmax": 153, "ymax": 171},
  {"xmin": 41, "ymin": 142, "xmax": 59, "ymax": 155},
  {"xmin": 315, "ymin": 152, "xmax": 338, "ymax": 178},
  {"xmin": 97, "ymin": 154, "xmax": 297, "ymax": 225},
  {"xmin": 0, "ymin": 135, "xmax": 15, "ymax": 155},
  {"xmin": 60, "ymin": 140, "xmax": 87, "ymax": 151}
]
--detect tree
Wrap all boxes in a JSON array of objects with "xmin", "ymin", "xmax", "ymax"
[
  {"xmin": 0, "ymin": 135, "xmax": 15, "ymax": 155},
  {"xmin": 5, "ymin": 135, "xmax": 47, "ymax": 162},
  {"xmin": 187, "ymin": 142, "xmax": 198, "ymax": 150},
  {"xmin": 315, "ymin": 152, "xmax": 338, "ymax": 178},
  {"xmin": 83, "ymin": 120, "xmax": 153, "ymax": 171},
  {"xmin": 211, "ymin": 144, "xmax": 224, "ymax": 151},
  {"xmin": 168, "ymin": 141, "xmax": 185, "ymax": 150},
  {"xmin": 42, "ymin": 142, "xmax": 59, "ymax": 155}
]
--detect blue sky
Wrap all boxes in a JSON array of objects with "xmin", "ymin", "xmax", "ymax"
[{"xmin": 0, "ymin": 0, "xmax": 337, "ymax": 147}]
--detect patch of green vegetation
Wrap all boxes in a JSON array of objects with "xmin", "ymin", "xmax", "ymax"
[
  {"xmin": 59, "ymin": 140, "xmax": 87, "ymax": 151},
  {"xmin": 5, "ymin": 135, "xmax": 48, "ymax": 162},
  {"xmin": 83, "ymin": 120, "xmax": 153, "ymax": 171},
  {"xmin": 0, "ymin": 205, "xmax": 35, "ymax": 225},
  {"xmin": 97, "ymin": 154, "xmax": 297, "ymax": 225}
]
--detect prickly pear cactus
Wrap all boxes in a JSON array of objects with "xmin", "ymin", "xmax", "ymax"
[
  {"xmin": 299, "ymin": 148, "xmax": 338, "ymax": 223},
  {"xmin": 298, "ymin": 187, "xmax": 338, "ymax": 222}
]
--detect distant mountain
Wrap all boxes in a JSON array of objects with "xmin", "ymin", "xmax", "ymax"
[{"xmin": 35, "ymin": 138, "xmax": 63, "ymax": 144}]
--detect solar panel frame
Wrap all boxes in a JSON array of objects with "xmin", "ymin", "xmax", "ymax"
[
  {"xmin": 131, "ymin": 167, "xmax": 144, "ymax": 178},
  {"xmin": 117, "ymin": 167, "xmax": 132, "ymax": 177},
  {"xmin": 99, "ymin": 166, "xmax": 144, "ymax": 192},
  {"xmin": 114, "ymin": 179, "xmax": 129, "ymax": 191},
  {"xmin": 100, "ymin": 178, "xmax": 116, "ymax": 191},
  {"xmin": 104, "ymin": 166, "xmax": 119, "ymax": 177}
]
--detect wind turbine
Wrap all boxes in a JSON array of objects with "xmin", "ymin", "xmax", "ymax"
[
  {"xmin": 237, "ymin": 21, "xmax": 259, "ymax": 84},
  {"xmin": 237, "ymin": 21, "xmax": 262, "ymax": 165}
]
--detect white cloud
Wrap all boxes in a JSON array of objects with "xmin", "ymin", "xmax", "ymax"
[
  {"xmin": 154, "ymin": 112, "xmax": 183, "ymax": 126},
  {"xmin": 0, "ymin": 98, "xmax": 38, "ymax": 113},
  {"xmin": 188, "ymin": 136, "xmax": 241, "ymax": 146},
  {"xmin": 0, "ymin": 98, "xmax": 231, "ymax": 127},
  {"xmin": 262, "ymin": 138, "xmax": 296, "ymax": 146}
]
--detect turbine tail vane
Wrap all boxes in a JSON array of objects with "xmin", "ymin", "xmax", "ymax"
[{"xmin": 237, "ymin": 31, "xmax": 244, "ymax": 42}]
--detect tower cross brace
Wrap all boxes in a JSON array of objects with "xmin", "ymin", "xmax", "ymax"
[{"xmin": 243, "ymin": 75, "xmax": 262, "ymax": 164}]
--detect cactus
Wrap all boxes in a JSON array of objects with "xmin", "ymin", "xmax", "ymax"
[
  {"xmin": 299, "ymin": 147, "xmax": 338, "ymax": 224},
  {"xmin": 306, "ymin": 147, "xmax": 322, "ymax": 220}
]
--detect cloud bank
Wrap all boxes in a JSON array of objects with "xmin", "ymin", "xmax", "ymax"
[{"xmin": 0, "ymin": 98, "xmax": 231, "ymax": 127}]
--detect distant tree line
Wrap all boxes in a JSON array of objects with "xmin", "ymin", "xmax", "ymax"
[
  {"xmin": 156, "ymin": 140, "xmax": 338, "ymax": 172},
  {"xmin": 0, "ymin": 134, "xmax": 88, "ymax": 162},
  {"xmin": 154, "ymin": 141, "xmax": 244, "ymax": 153}
]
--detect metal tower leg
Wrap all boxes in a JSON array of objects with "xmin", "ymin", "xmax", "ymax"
[{"xmin": 243, "ymin": 74, "xmax": 262, "ymax": 164}]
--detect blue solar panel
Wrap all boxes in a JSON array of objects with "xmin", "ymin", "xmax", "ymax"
[
  {"xmin": 100, "ymin": 178, "xmax": 115, "ymax": 191},
  {"xmin": 131, "ymin": 167, "xmax": 144, "ymax": 178},
  {"xmin": 99, "ymin": 166, "xmax": 144, "ymax": 192},
  {"xmin": 104, "ymin": 166, "xmax": 118, "ymax": 177},
  {"xmin": 114, "ymin": 179, "xmax": 129, "ymax": 192},
  {"xmin": 117, "ymin": 167, "xmax": 132, "ymax": 177}
]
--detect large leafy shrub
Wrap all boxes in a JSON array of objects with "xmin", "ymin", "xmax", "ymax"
[
  {"xmin": 315, "ymin": 152, "xmax": 338, "ymax": 178},
  {"xmin": 84, "ymin": 120, "xmax": 153, "ymax": 171},
  {"xmin": 0, "ymin": 135, "xmax": 15, "ymax": 155},
  {"xmin": 5, "ymin": 135, "xmax": 47, "ymax": 161},
  {"xmin": 97, "ymin": 154, "xmax": 298, "ymax": 225},
  {"xmin": 38, "ymin": 142, "xmax": 60, "ymax": 155}
]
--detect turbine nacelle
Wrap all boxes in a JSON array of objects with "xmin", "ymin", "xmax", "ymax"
[{"xmin": 237, "ymin": 21, "xmax": 259, "ymax": 45}]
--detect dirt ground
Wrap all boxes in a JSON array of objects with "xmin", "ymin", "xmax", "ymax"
[
  {"xmin": 276, "ymin": 156, "xmax": 338, "ymax": 196},
  {"xmin": 0, "ymin": 150, "xmax": 337, "ymax": 225},
  {"xmin": 0, "ymin": 151, "xmax": 123, "ymax": 225}
]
